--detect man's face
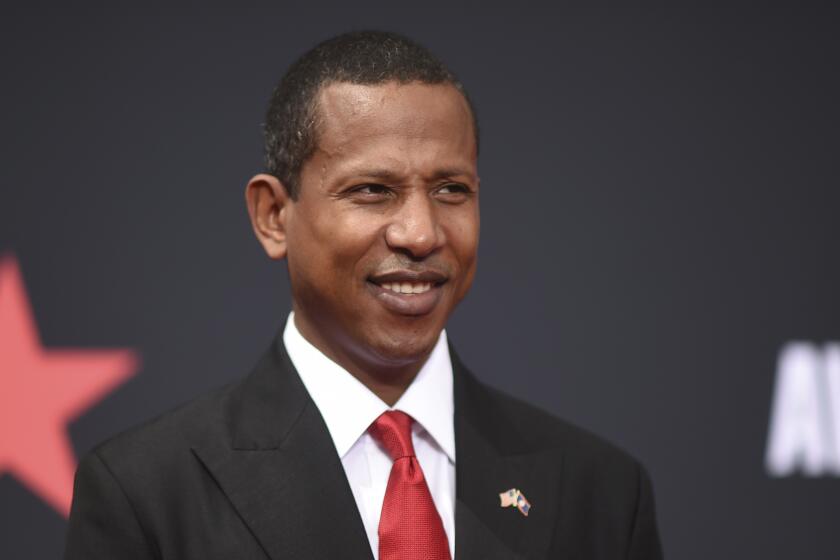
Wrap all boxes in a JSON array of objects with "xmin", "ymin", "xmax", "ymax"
[{"xmin": 284, "ymin": 81, "xmax": 479, "ymax": 370}]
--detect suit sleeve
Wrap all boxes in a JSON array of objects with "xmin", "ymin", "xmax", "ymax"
[
  {"xmin": 64, "ymin": 450, "xmax": 158, "ymax": 560},
  {"xmin": 627, "ymin": 462, "xmax": 664, "ymax": 560}
]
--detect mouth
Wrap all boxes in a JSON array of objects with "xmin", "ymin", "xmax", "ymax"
[
  {"xmin": 376, "ymin": 281, "xmax": 435, "ymax": 294},
  {"xmin": 366, "ymin": 270, "xmax": 448, "ymax": 316}
]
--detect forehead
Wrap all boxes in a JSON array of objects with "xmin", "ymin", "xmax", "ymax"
[{"xmin": 312, "ymin": 81, "xmax": 476, "ymax": 158}]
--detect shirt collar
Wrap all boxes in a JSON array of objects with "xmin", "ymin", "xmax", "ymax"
[{"xmin": 282, "ymin": 311, "xmax": 455, "ymax": 463}]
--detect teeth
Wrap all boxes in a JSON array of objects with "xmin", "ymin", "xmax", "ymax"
[{"xmin": 380, "ymin": 282, "xmax": 432, "ymax": 294}]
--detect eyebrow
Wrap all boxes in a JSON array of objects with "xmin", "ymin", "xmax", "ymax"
[{"xmin": 348, "ymin": 167, "xmax": 475, "ymax": 182}]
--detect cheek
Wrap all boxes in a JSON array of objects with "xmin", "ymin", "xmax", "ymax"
[
  {"xmin": 290, "ymin": 208, "xmax": 384, "ymax": 284},
  {"xmin": 447, "ymin": 210, "xmax": 480, "ymax": 268},
  {"xmin": 438, "ymin": 217, "xmax": 478, "ymax": 305},
  {"xmin": 286, "ymin": 213, "xmax": 336, "ymax": 298}
]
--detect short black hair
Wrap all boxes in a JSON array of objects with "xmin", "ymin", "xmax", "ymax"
[{"xmin": 263, "ymin": 30, "xmax": 479, "ymax": 199}]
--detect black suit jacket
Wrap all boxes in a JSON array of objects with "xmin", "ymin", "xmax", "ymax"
[{"xmin": 64, "ymin": 334, "xmax": 663, "ymax": 559}]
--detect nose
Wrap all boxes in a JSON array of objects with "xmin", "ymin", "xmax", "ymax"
[{"xmin": 384, "ymin": 190, "xmax": 444, "ymax": 258}]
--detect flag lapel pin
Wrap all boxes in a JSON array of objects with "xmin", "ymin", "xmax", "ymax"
[{"xmin": 499, "ymin": 488, "xmax": 531, "ymax": 517}]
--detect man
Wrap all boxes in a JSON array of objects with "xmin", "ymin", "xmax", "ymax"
[{"xmin": 64, "ymin": 31, "xmax": 663, "ymax": 559}]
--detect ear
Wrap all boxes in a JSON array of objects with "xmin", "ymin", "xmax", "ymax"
[{"xmin": 245, "ymin": 173, "xmax": 292, "ymax": 260}]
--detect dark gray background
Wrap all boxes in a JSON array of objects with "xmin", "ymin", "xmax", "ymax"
[{"xmin": 2, "ymin": 10, "xmax": 839, "ymax": 559}]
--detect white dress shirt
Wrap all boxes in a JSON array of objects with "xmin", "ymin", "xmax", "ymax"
[{"xmin": 282, "ymin": 312, "xmax": 456, "ymax": 559}]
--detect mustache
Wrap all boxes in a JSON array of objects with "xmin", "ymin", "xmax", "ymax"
[{"xmin": 369, "ymin": 256, "xmax": 453, "ymax": 278}]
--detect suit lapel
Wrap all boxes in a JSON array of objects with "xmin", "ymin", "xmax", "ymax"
[
  {"xmin": 192, "ymin": 335, "xmax": 373, "ymax": 560},
  {"xmin": 191, "ymin": 332, "xmax": 561, "ymax": 560},
  {"xmin": 451, "ymin": 345, "xmax": 563, "ymax": 560}
]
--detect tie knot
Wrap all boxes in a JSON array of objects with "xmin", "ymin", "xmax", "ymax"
[{"xmin": 368, "ymin": 410, "xmax": 416, "ymax": 460}]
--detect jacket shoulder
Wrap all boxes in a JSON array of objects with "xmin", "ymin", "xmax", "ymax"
[
  {"xmin": 83, "ymin": 381, "xmax": 235, "ymax": 482},
  {"xmin": 471, "ymin": 376, "xmax": 647, "ymax": 485}
]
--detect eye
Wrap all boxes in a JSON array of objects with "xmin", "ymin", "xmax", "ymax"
[
  {"xmin": 435, "ymin": 183, "xmax": 472, "ymax": 202},
  {"xmin": 437, "ymin": 183, "xmax": 469, "ymax": 194},
  {"xmin": 354, "ymin": 183, "xmax": 390, "ymax": 195},
  {"xmin": 345, "ymin": 183, "xmax": 394, "ymax": 202}
]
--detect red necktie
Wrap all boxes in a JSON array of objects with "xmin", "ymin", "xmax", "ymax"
[{"xmin": 368, "ymin": 410, "xmax": 451, "ymax": 560}]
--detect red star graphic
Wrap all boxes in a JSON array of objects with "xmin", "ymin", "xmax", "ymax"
[{"xmin": 0, "ymin": 254, "xmax": 138, "ymax": 517}]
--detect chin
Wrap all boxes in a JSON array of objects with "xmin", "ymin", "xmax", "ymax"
[{"xmin": 365, "ymin": 329, "xmax": 441, "ymax": 366}]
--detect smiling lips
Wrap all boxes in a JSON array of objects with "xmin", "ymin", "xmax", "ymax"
[
  {"xmin": 379, "ymin": 281, "xmax": 433, "ymax": 294},
  {"xmin": 367, "ymin": 271, "xmax": 448, "ymax": 316}
]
